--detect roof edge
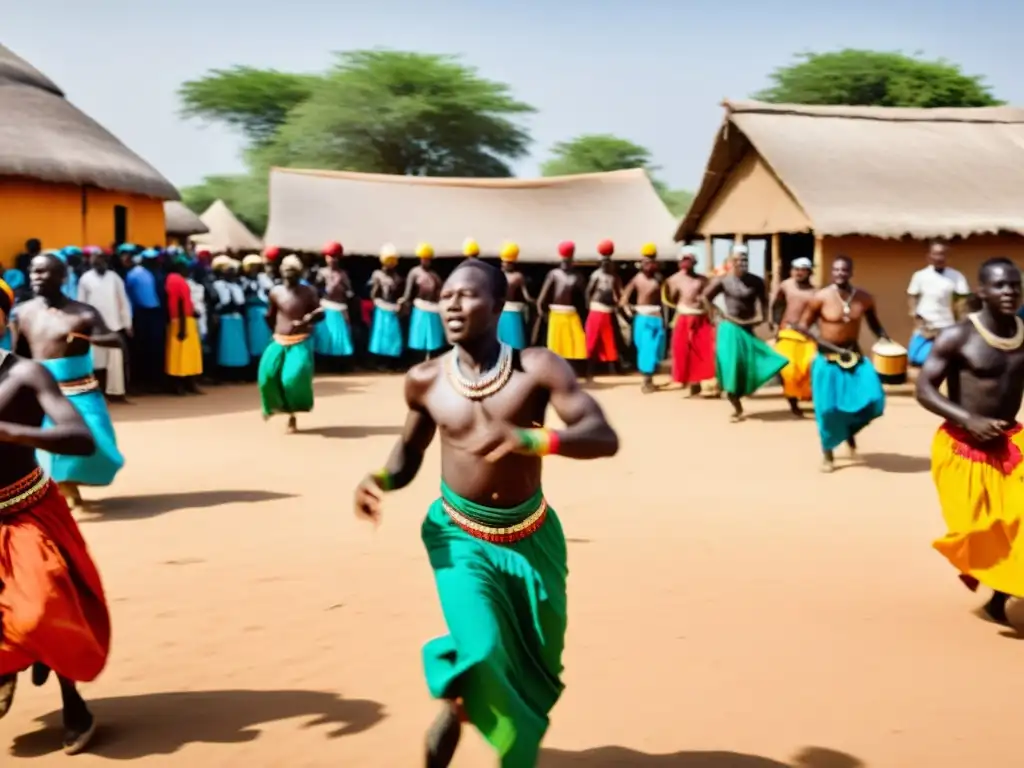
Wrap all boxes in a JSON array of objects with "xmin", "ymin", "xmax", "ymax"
[
  {"xmin": 722, "ymin": 99, "xmax": 1024, "ymax": 124},
  {"xmin": 270, "ymin": 167, "xmax": 649, "ymax": 189}
]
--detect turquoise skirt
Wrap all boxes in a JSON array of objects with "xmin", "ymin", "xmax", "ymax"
[
  {"xmin": 907, "ymin": 332, "xmax": 933, "ymax": 367},
  {"xmin": 37, "ymin": 354, "xmax": 124, "ymax": 487},
  {"xmin": 498, "ymin": 307, "xmax": 528, "ymax": 350},
  {"xmin": 633, "ymin": 313, "xmax": 666, "ymax": 375},
  {"xmin": 245, "ymin": 303, "xmax": 271, "ymax": 359},
  {"xmin": 217, "ymin": 313, "xmax": 250, "ymax": 368},
  {"xmin": 408, "ymin": 304, "xmax": 446, "ymax": 352},
  {"xmin": 810, "ymin": 354, "xmax": 885, "ymax": 451},
  {"xmin": 368, "ymin": 304, "xmax": 403, "ymax": 358},
  {"xmin": 314, "ymin": 304, "xmax": 354, "ymax": 357}
]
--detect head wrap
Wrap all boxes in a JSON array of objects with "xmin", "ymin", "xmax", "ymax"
[
  {"xmin": 557, "ymin": 241, "xmax": 575, "ymax": 259},
  {"xmin": 791, "ymin": 257, "xmax": 813, "ymax": 270},
  {"xmin": 211, "ymin": 255, "xmax": 233, "ymax": 273},
  {"xmin": 499, "ymin": 242, "xmax": 520, "ymax": 263},
  {"xmin": 379, "ymin": 243, "xmax": 399, "ymax": 265},
  {"xmin": 83, "ymin": 245, "xmax": 103, "ymax": 257},
  {"xmin": 47, "ymin": 249, "xmax": 67, "ymax": 263},
  {"xmin": 731, "ymin": 244, "xmax": 748, "ymax": 256},
  {"xmin": 322, "ymin": 241, "xmax": 343, "ymax": 257},
  {"xmin": 116, "ymin": 243, "xmax": 137, "ymax": 254},
  {"xmin": 263, "ymin": 245, "xmax": 281, "ymax": 262},
  {"xmin": 172, "ymin": 254, "xmax": 192, "ymax": 270},
  {"xmin": 61, "ymin": 246, "xmax": 83, "ymax": 258},
  {"xmin": 679, "ymin": 245, "xmax": 699, "ymax": 261},
  {"xmin": 462, "ymin": 238, "xmax": 480, "ymax": 258},
  {"xmin": 281, "ymin": 254, "xmax": 304, "ymax": 274},
  {"xmin": 597, "ymin": 240, "xmax": 615, "ymax": 258},
  {"xmin": 140, "ymin": 248, "xmax": 160, "ymax": 261},
  {"xmin": 2, "ymin": 269, "xmax": 25, "ymax": 291},
  {"xmin": 640, "ymin": 242, "xmax": 657, "ymax": 258},
  {"xmin": 242, "ymin": 254, "xmax": 263, "ymax": 270},
  {"xmin": 415, "ymin": 242, "xmax": 434, "ymax": 259}
]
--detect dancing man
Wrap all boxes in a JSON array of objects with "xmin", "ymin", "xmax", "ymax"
[
  {"xmin": 620, "ymin": 243, "xmax": 666, "ymax": 393},
  {"xmin": 402, "ymin": 243, "xmax": 446, "ymax": 359},
  {"xmin": 368, "ymin": 244, "xmax": 405, "ymax": 368},
  {"xmin": 795, "ymin": 256, "xmax": 888, "ymax": 472},
  {"xmin": 770, "ymin": 256, "xmax": 817, "ymax": 416},
  {"xmin": 664, "ymin": 246, "xmax": 714, "ymax": 396},
  {"xmin": 537, "ymin": 241, "xmax": 587, "ymax": 361},
  {"xmin": 497, "ymin": 242, "xmax": 532, "ymax": 350},
  {"xmin": 314, "ymin": 241, "xmax": 355, "ymax": 368},
  {"xmin": 584, "ymin": 240, "xmax": 622, "ymax": 381},
  {"xmin": 258, "ymin": 255, "xmax": 323, "ymax": 433},
  {"xmin": 12, "ymin": 254, "xmax": 125, "ymax": 509},
  {"xmin": 916, "ymin": 257, "xmax": 1024, "ymax": 623},
  {"xmin": 354, "ymin": 259, "xmax": 619, "ymax": 767},
  {"xmin": 702, "ymin": 248, "xmax": 788, "ymax": 421},
  {"xmin": 0, "ymin": 279, "xmax": 111, "ymax": 756}
]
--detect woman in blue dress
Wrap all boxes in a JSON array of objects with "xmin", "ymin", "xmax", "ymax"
[
  {"xmin": 241, "ymin": 254, "xmax": 273, "ymax": 365},
  {"xmin": 211, "ymin": 256, "xmax": 250, "ymax": 380}
]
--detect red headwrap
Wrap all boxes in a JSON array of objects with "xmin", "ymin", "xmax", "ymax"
[
  {"xmin": 322, "ymin": 241, "xmax": 343, "ymax": 257},
  {"xmin": 264, "ymin": 245, "xmax": 281, "ymax": 261},
  {"xmin": 558, "ymin": 240, "xmax": 575, "ymax": 259},
  {"xmin": 596, "ymin": 239, "xmax": 614, "ymax": 257}
]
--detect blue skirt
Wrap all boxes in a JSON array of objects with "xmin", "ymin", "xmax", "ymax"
[
  {"xmin": 498, "ymin": 307, "xmax": 527, "ymax": 350},
  {"xmin": 810, "ymin": 354, "xmax": 885, "ymax": 452},
  {"xmin": 217, "ymin": 314, "xmax": 250, "ymax": 368},
  {"xmin": 633, "ymin": 313, "xmax": 666, "ymax": 375},
  {"xmin": 369, "ymin": 304, "xmax": 403, "ymax": 358},
  {"xmin": 907, "ymin": 332, "xmax": 933, "ymax": 367},
  {"xmin": 314, "ymin": 305, "xmax": 354, "ymax": 357},
  {"xmin": 246, "ymin": 303, "xmax": 271, "ymax": 359},
  {"xmin": 408, "ymin": 304, "xmax": 446, "ymax": 352},
  {"xmin": 37, "ymin": 354, "xmax": 124, "ymax": 486}
]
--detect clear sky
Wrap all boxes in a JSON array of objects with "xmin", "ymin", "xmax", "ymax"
[{"xmin": 3, "ymin": 0, "xmax": 1021, "ymax": 193}]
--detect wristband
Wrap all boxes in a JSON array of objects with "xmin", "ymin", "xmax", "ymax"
[
  {"xmin": 372, "ymin": 468, "xmax": 395, "ymax": 492},
  {"xmin": 517, "ymin": 428, "xmax": 561, "ymax": 456}
]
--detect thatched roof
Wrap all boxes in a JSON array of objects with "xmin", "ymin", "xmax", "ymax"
[
  {"xmin": 677, "ymin": 100, "xmax": 1024, "ymax": 241},
  {"xmin": 0, "ymin": 43, "xmax": 178, "ymax": 200},
  {"xmin": 190, "ymin": 200, "xmax": 263, "ymax": 252},
  {"xmin": 264, "ymin": 167, "xmax": 678, "ymax": 262},
  {"xmin": 164, "ymin": 201, "xmax": 209, "ymax": 236}
]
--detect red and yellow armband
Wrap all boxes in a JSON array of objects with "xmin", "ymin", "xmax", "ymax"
[{"xmin": 516, "ymin": 428, "xmax": 562, "ymax": 457}]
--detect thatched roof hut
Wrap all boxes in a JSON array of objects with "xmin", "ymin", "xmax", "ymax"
[
  {"xmin": 191, "ymin": 200, "xmax": 263, "ymax": 252},
  {"xmin": 164, "ymin": 201, "xmax": 209, "ymax": 237}
]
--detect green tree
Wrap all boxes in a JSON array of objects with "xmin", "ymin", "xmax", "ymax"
[
  {"xmin": 540, "ymin": 134, "xmax": 693, "ymax": 216},
  {"xmin": 180, "ymin": 173, "xmax": 268, "ymax": 233},
  {"xmin": 755, "ymin": 50, "xmax": 1002, "ymax": 108}
]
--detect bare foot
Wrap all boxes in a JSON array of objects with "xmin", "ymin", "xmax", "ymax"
[
  {"xmin": 286, "ymin": 416, "xmax": 298, "ymax": 434},
  {"xmin": 0, "ymin": 674, "xmax": 16, "ymax": 719},
  {"xmin": 62, "ymin": 709, "xmax": 96, "ymax": 756},
  {"xmin": 425, "ymin": 701, "xmax": 462, "ymax": 768},
  {"xmin": 820, "ymin": 459, "xmax": 835, "ymax": 474},
  {"xmin": 729, "ymin": 413, "xmax": 745, "ymax": 423}
]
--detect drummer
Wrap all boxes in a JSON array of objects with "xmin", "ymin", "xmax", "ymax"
[{"xmin": 794, "ymin": 255, "xmax": 891, "ymax": 472}]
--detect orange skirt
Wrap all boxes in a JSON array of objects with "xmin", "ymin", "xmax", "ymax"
[{"xmin": 0, "ymin": 469, "xmax": 111, "ymax": 680}]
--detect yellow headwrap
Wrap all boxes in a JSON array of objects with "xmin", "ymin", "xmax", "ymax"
[
  {"xmin": 242, "ymin": 254, "xmax": 263, "ymax": 270},
  {"xmin": 415, "ymin": 242, "xmax": 434, "ymax": 259},
  {"xmin": 499, "ymin": 242, "xmax": 520, "ymax": 263},
  {"xmin": 462, "ymin": 238, "xmax": 480, "ymax": 258},
  {"xmin": 211, "ymin": 255, "xmax": 232, "ymax": 273},
  {"xmin": 281, "ymin": 254, "xmax": 304, "ymax": 274},
  {"xmin": 640, "ymin": 242, "xmax": 657, "ymax": 258},
  {"xmin": 379, "ymin": 243, "xmax": 399, "ymax": 266}
]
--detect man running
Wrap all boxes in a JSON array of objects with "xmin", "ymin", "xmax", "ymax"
[
  {"xmin": 402, "ymin": 243, "xmax": 446, "ymax": 359},
  {"xmin": 537, "ymin": 241, "xmax": 587, "ymax": 361},
  {"xmin": 620, "ymin": 244, "xmax": 666, "ymax": 393},
  {"xmin": 664, "ymin": 246, "xmax": 714, "ymax": 396},
  {"xmin": 584, "ymin": 242, "xmax": 623, "ymax": 381},
  {"xmin": 770, "ymin": 257, "xmax": 818, "ymax": 416},
  {"xmin": 0, "ymin": 279, "xmax": 110, "ymax": 756},
  {"xmin": 12, "ymin": 254, "xmax": 125, "ymax": 509},
  {"xmin": 702, "ymin": 250, "xmax": 788, "ymax": 421},
  {"xmin": 916, "ymin": 257, "xmax": 1024, "ymax": 624},
  {"xmin": 497, "ymin": 242, "xmax": 532, "ymax": 350},
  {"xmin": 794, "ymin": 256, "xmax": 889, "ymax": 472},
  {"xmin": 354, "ymin": 259, "xmax": 619, "ymax": 767},
  {"xmin": 258, "ymin": 255, "xmax": 324, "ymax": 433}
]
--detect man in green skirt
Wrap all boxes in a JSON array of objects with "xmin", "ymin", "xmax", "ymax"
[
  {"xmin": 702, "ymin": 247, "xmax": 788, "ymax": 421},
  {"xmin": 258, "ymin": 255, "xmax": 323, "ymax": 433},
  {"xmin": 354, "ymin": 259, "xmax": 619, "ymax": 767}
]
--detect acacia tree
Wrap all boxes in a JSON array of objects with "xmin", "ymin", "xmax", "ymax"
[{"xmin": 755, "ymin": 50, "xmax": 1002, "ymax": 107}]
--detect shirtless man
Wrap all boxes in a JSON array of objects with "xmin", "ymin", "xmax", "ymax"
[
  {"xmin": 916, "ymin": 258, "xmax": 1024, "ymax": 623},
  {"xmin": 0, "ymin": 281, "xmax": 109, "ymax": 756},
  {"xmin": 702, "ymin": 250, "xmax": 788, "ymax": 421},
  {"xmin": 258, "ymin": 255, "xmax": 324, "ymax": 432},
  {"xmin": 368, "ymin": 246, "xmax": 405, "ymax": 367},
  {"xmin": 620, "ymin": 247, "xmax": 666, "ymax": 393},
  {"xmin": 770, "ymin": 257, "xmax": 819, "ymax": 415},
  {"xmin": 353, "ymin": 259, "xmax": 618, "ymax": 767},
  {"xmin": 401, "ymin": 243, "xmax": 446, "ymax": 359},
  {"xmin": 536, "ymin": 241, "xmax": 587, "ymax": 362},
  {"xmin": 584, "ymin": 253, "xmax": 624, "ymax": 381},
  {"xmin": 316, "ymin": 245, "xmax": 355, "ymax": 368},
  {"xmin": 14, "ymin": 254, "xmax": 126, "ymax": 507},
  {"xmin": 795, "ymin": 256, "xmax": 890, "ymax": 471},
  {"xmin": 497, "ymin": 242, "xmax": 533, "ymax": 350},
  {"xmin": 664, "ymin": 247, "xmax": 713, "ymax": 396}
]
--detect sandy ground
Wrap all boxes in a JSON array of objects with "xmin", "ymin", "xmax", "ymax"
[{"xmin": 0, "ymin": 372, "xmax": 1019, "ymax": 767}]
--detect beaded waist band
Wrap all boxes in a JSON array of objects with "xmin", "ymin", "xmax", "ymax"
[
  {"xmin": 273, "ymin": 333, "xmax": 311, "ymax": 346},
  {"xmin": 634, "ymin": 304, "xmax": 662, "ymax": 317},
  {"xmin": 321, "ymin": 299, "xmax": 348, "ymax": 313},
  {"xmin": 59, "ymin": 374, "xmax": 100, "ymax": 395},
  {"xmin": 0, "ymin": 468, "xmax": 53, "ymax": 517},
  {"xmin": 503, "ymin": 301, "xmax": 525, "ymax": 312},
  {"xmin": 550, "ymin": 304, "xmax": 578, "ymax": 315},
  {"xmin": 441, "ymin": 496, "xmax": 548, "ymax": 544}
]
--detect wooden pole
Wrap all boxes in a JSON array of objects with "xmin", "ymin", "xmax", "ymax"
[
  {"xmin": 770, "ymin": 232, "xmax": 781, "ymax": 293},
  {"xmin": 812, "ymin": 235, "xmax": 824, "ymax": 287},
  {"xmin": 703, "ymin": 235, "xmax": 713, "ymax": 274}
]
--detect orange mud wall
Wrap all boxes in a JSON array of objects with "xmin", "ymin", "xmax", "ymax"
[
  {"xmin": 822, "ymin": 234, "xmax": 1024, "ymax": 349},
  {"xmin": 0, "ymin": 179, "xmax": 166, "ymax": 266}
]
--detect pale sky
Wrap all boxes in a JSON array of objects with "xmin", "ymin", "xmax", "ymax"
[{"xmin": 3, "ymin": 0, "xmax": 1021, "ymax": 192}]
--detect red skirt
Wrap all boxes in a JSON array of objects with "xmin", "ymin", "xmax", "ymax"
[
  {"xmin": 585, "ymin": 308, "xmax": 618, "ymax": 362},
  {"xmin": 672, "ymin": 313, "xmax": 716, "ymax": 384},
  {"xmin": 0, "ymin": 469, "xmax": 111, "ymax": 681}
]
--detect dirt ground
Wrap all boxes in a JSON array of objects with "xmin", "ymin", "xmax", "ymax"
[{"xmin": 0, "ymin": 373, "xmax": 1019, "ymax": 767}]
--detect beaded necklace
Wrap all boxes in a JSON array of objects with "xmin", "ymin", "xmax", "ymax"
[
  {"xmin": 968, "ymin": 312, "xmax": 1024, "ymax": 351},
  {"xmin": 444, "ymin": 343, "xmax": 513, "ymax": 400}
]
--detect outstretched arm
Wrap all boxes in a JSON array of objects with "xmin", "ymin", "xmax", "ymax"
[
  {"xmin": 534, "ymin": 351, "xmax": 619, "ymax": 459},
  {"xmin": 0, "ymin": 363, "xmax": 95, "ymax": 455},
  {"xmin": 915, "ymin": 325, "xmax": 974, "ymax": 426}
]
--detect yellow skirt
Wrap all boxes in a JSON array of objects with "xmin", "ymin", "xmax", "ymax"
[
  {"xmin": 931, "ymin": 422, "xmax": 1024, "ymax": 595},
  {"xmin": 774, "ymin": 328, "xmax": 815, "ymax": 401},
  {"xmin": 547, "ymin": 306, "xmax": 587, "ymax": 360},
  {"xmin": 165, "ymin": 317, "xmax": 204, "ymax": 378}
]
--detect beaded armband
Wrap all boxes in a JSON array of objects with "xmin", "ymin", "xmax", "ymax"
[{"xmin": 516, "ymin": 428, "xmax": 562, "ymax": 457}]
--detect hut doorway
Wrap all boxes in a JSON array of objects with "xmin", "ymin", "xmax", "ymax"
[{"xmin": 113, "ymin": 205, "xmax": 128, "ymax": 246}]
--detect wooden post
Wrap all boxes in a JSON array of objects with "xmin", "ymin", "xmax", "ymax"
[
  {"xmin": 703, "ymin": 235, "xmax": 713, "ymax": 274},
  {"xmin": 770, "ymin": 232, "xmax": 781, "ymax": 293},
  {"xmin": 812, "ymin": 235, "xmax": 824, "ymax": 287}
]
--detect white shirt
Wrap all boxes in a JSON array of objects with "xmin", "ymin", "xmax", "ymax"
[
  {"xmin": 78, "ymin": 269, "xmax": 132, "ymax": 332},
  {"xmin": 907, "ymin": 266, "xmax": 969, "ymax": 330}
]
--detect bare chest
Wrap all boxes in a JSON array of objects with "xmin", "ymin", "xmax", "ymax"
[
  {"xmin": 819, "ymin": 290, "xmax": 866, "ymax": 324},
  {"xmin": 426, "ymin": 370, "xmax": 545, "ymax": 439},
  {"xmin": 961, "ymin": 336, "xmax": 1024, "ymax": 379}
]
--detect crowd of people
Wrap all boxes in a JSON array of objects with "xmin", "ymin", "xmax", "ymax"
[{"xmin": 0, "ymin": 229, "xmax": 1022, "ymax": 764}]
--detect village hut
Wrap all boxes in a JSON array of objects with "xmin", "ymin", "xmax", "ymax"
[
  {"xmin": 0, "ymin": 43, "xmax": 178, "ymax": 263},
  {"xmin": 677, "ymin": 100, "xmax": 1024, "ymax": 346},
  {"xmin": 190, "ymin": 199, "xmax": 263, "ymax": 253},
  {"xmin": 164, "ymin": 201, "xmax": 209, "ymax": 244}
]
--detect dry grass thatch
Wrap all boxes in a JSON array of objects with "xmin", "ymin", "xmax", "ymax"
[
  {"xmin": 190, "ymin": 200, "xmax": 263, "ymax": 251},
  {"xmin": 164, "ymin": 201, "xmax": 209, "ymax": 236}
]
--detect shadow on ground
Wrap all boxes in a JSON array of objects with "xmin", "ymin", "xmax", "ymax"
[
  {"xmin": 9, "ymin": 688, "xmax": 386, "ymax": 759},
  {"xmin": 857, "ymin": 452, "xmax": 931, "ymax": 473},
  {"xmin": 79, "ymin": 490, "xmax": 295, "ymax": 522},
  {"xmin": 744, "ymin": 409, "xmax": 812, "ymax": 423},
  {"xmin": 540, "ymin": 746, "xmax": 864, "ymax": 768},
  {"xmin": 297, "ymin": 425, "xmax": 403, "ymax": 439}
]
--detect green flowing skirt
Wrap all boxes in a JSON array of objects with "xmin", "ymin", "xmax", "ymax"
[
  {"xmin": 422, "ymin": 482, "xmax": 568, "ymax": 767},
  {"xmin": 715, "ymin": 320, "xmax": 788, "ymax": 398},
  {"xmin": 257, "ymin": 338, "xmax": 314, "ymax": 417}
]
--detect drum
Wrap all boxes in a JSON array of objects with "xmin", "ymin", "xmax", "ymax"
[{"xmin": 872, "ymin": 339, "xmax": 908, "ymax": 385}]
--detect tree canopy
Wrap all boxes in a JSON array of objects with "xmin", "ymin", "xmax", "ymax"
[{"xmin": 754, "ymin": 49, "xmax": 1002, "ymax": 108}]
